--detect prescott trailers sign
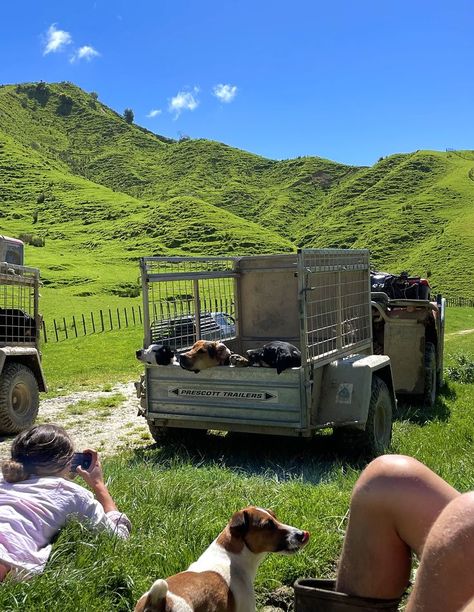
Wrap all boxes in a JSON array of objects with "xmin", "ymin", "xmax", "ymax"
[{"xmin": 168, "ymin": 387, "xmax": 278, "ymax": 402}]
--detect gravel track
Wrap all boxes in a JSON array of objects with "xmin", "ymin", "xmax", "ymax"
[{"xmin": 0, "ymin": 382, "xmax": 150, "ymax": 462}]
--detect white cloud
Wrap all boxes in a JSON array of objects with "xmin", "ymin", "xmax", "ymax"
[
  {"xmin": 43, "ymin": 24, "xmax": 72, "ymax": 55},
  {"xmin": 213, "ymin": 83, "xmax": 237, "ymax": 103},
  {"xmin": 147, "ymin": 109, "xmax": 162, "ymax": 118},
  {"xmin": 70, "ymin": 45, "xmax": 100, "ymax": 63},
  {"xmin": 168, "ymin": 88, "xmax": 199, "ymax": 118}
]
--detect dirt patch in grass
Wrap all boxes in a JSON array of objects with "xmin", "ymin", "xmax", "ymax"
[{"xmin": 0, "ymin": 382, "xmax": 150, "ymax": 462}]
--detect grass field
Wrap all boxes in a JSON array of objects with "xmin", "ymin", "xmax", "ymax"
[{"xmin": 0, "ymin": 307, "xmax": 472, "ymax": 610}]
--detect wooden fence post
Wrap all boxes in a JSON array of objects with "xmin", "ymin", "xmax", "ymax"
[
  {"xmin": 117, "ymin": 308, "xmax": 121, "ymax": 329},
  {"xmin": 91, "ymin": 312, "xmax": 96, "ymax": 333},
  {"xmin": 132, "ymin": 306, "xmax": 136, "ymax": 325},
  {"xmin": 138, "ymin": 305, "xmax": 142, "ymax": 324},
  {"xmin": 72, "ymin": 315, "xmax": 78, "ymax": 338},
  {"xmin": 124, "ymin": 307, "xmax": 128, "ymax": 327},
  {"xmin": 109, "ymin": 308, "xmax": 113, "ymax": 330},
  {"xmin": 100, "ymin": 310, "xmax": 104, "ymax": 332},
  {"xmin": 82, "ymin": 313, "xmax": 87, "ymax": 335},
  {"xmin": 53, "ymin": 319, "xmax": 59, "ymax": 342},
  {"xmin": 63, "ymin": 317, "xmax": 68, "ymax": 340}
]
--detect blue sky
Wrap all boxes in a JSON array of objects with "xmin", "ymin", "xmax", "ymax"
[{"xmin": 2, "ymin": 0, "xmax": 474, "ymax": 166}]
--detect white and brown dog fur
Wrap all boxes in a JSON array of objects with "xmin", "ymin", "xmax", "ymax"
[
  {"xmin": 178, "ymin": 340, "xmax": 232, "ymax": 373},
  {"xmin": 134, "ymin": 506, "xmax": 309, "ymax": 612}
]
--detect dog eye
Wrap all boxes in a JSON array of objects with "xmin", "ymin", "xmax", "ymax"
[{"xmin": 264, "ymin": 519, "xmax": 276, "ymax": 530}]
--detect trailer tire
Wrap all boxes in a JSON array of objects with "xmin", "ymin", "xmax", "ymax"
[
  {"xmin": 423, "ymin": 342, "xmax": 437, "ymax": 407},
  {"xmin": 148, "ymin": 422, "xmax": 206, "ymax": 445},
  {"xmin": 334, "ymin": 375, "xmax": 393, "ymax": 458},
  {"xmin": 0, "ymin": 363, "xmax": 39, "ymax": 434}
]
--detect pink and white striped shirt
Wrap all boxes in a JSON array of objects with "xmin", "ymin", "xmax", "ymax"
[{"xmin": 0, "ymin": 474, "xmax": 131, "ymax": 579}]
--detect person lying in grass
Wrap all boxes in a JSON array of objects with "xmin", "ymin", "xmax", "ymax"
[{"xmin": 0, "ymin": 424, "xmax": 130, "ymax": 582}]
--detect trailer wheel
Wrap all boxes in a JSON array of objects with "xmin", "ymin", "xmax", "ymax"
[
  {"xmin": 148, "ymin": 422, "xmax": 206, "ymax": 445},
  {"xmin": 334, "ymin": 376, "xmax": 393, "ymax": 458},
  {"xmin": 0, "ymin": 363, "xmax": 39, "ymax": 434},
  {"xmin": 423, "ymin": 342, "xmax": 437, "ymax": 407}
]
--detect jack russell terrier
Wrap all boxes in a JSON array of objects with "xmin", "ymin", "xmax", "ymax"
[{"xmin": 134, "ymin": 506, "xmax": 309, "ymax": 612}]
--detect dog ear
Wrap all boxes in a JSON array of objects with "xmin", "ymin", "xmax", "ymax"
[
  {"xmin": 207, "ymin": 343, "xmax": 217, "ymax": 358},
  {"xmin": 275, "ymin": 347, "xmax": 289, "ymax": 375},
  {"xmin": 216, "ymin": 342, "xmax": 230, "ymax": 364},
  {"xmin": 229, "ymin": 509, "xmax": 249, "ymax": 539}
]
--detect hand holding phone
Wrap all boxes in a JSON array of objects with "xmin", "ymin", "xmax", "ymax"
[
  {"xmin": 70, "ymin": 451, "xmax": 93, "ymax": 473},
  {"xmin": 74, "ymin": 449, "xmax": 104, "ymax": 490}
]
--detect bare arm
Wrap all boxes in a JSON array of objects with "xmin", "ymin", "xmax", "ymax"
[{"xmin": 76, "ymin": 450, "xmax": 117, "ymax": 513}]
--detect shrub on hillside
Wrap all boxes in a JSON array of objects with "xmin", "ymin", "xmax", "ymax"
[
  {"xmin": 446, "ymin": 353, "xmax": 474, "ymax": 384},
  {"xmin": 18, "ymin": 233, "xmax": 45, "ymax": 247},
  {"xmin": 57, "ymin": 93, "xmax": 74, "ymax": 116},
  {"xmin": 16, "ymin": 82, "xmax": 50, "ymax": 106},
  {"xmin": 123, "ymin": 108, "xmax": 134, "ymax": 124},
  {"xmin": 108, "ymin": 282, "xmax": 141, "ymax": 298}
]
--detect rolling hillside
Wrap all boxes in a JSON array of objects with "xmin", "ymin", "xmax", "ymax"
[{"xmin": 0, "ymin": 80, "xmax": 473, "ymax": 314}]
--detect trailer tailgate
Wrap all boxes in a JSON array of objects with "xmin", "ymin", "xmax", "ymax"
[{"xmin": 146, "ymin": 364, "xmax": 305, "ymax": 430}]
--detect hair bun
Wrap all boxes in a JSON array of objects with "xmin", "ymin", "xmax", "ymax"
[{"xmin": 1, "ymin": 459, "xmax": 30, "ymax": 483}]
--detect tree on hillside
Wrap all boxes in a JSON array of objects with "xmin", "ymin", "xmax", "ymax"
[
  {"xmin": 123, "ymin": 108, "xmax": 134, "ymax": 124},
  {"xmin": 90, "ymin": 91, "xmax": 98, "ymax": 100},
  {"xmin": 33, "ymin": 81, "xmax": 50, "ymax": 105},
  {"xmin": 57, "ymin": 93, "xmax": 73, "ymax": 116}
]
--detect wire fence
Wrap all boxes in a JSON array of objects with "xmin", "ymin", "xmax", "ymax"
[
  {"xmin": 445, "ymin": 297, "xmax": 474, "ymax": 308},
  {"xmin": 42, "ymin": 305, "xmax": 143, "ymax": 343},
  {"xmin": 40, "ymin": 295, "xmax": 474, "ymax": 343}
]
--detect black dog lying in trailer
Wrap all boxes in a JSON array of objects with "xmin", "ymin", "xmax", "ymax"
[
  {"xmin": 228, "ymin": 341, "xmax": 302, "ymax": 374},
  {"xmin": 0, "ymin": 308, "xmax": 36, "ymax": 342},
  {"xmin": 246, "ymin": 341, "xmax": 301, "ymax": 374}
]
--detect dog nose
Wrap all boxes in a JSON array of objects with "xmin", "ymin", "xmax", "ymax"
[
  {"xmin": 296, "ymin": 530, "xmax": 310, "ymax": 543},
  {"xmin": 136, "ymin": 349, "xmax": 143, "ymax": 359}
]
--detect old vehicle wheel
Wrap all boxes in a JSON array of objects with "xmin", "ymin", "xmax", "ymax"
[
  {"xmin": 364, "ymin": 376, "xmax": 393, "ymax": 455},
  {"xmin": 423, "ymin": 342, "xmax": 437, "ymax": 407},
  {"xmin": 0, "ymin": 363, "xmax": 39, "ymax": 434},
  {"xmin": 334, "ymin": 376, "xmax": 393, "ymax": 458},
  {"xmin": 148, "ymin": 422, "xmax": 206, "ymax": 445}
]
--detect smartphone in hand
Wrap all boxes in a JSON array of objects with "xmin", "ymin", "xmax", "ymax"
[{"xmin": 70, "ymin": 452, "xmax": 93, "ymax": 473}]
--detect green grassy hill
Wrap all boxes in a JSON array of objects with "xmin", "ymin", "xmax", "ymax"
[{"xmin": 0, "ymin": 80, "xmax": 473, "ymax": 312}]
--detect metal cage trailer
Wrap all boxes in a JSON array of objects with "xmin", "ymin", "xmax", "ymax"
[
  {"xmin": 0, "ymin": 261, "xmax": 47, "ymax": 433},
  {"xmin": 137, "ymin": 249, "xmax": 396, "ymax": 456}
]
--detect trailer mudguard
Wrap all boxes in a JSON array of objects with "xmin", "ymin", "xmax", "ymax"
[
  {"xmin": 316, "ymin": 354, "xmax": 395, "ymax": 428},
  {"xmin": 0, "ymin": 347, "xmax": 48, "ymax": 392}
]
